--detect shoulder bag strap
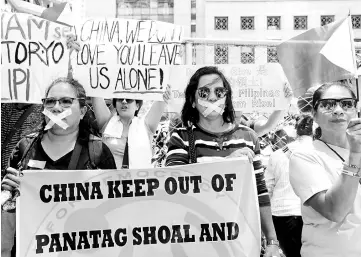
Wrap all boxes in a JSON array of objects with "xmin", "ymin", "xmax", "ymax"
[
  {"xmin": 122, "ymin": 140, "xmax": 129, "ymax": 169},
  {"xmin": 68, "ymin": 140, "xmax": 83, "ymax": 170},
  {"xmin": 186, "ymin": 126, "xmax": 197, "ymax": 164}
]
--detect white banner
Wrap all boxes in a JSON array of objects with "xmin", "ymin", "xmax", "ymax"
[{"xmin": 17, "ymin": 159, "xmax": 261, "ymax": 257}]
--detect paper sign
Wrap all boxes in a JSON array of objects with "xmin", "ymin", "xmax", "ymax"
[
  {"xmin": 1, "ymin": 12, "xmax": 70, "ymax": 103},
  {"xmin": 17, "ymin": 159, "xmax": 261, "ymax": 257},
  {"xmin": 72, "ymin": 18, "xmax": 184, "ymax": 101}
]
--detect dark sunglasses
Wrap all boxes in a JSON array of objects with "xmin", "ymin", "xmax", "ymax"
[
  {"xmin": 42, "ymin": 97, "xmax": 84, "ymax": 108},
  {"xmin": 116, "ymin": 99, "xmax": 135, "ymax": 104},
  {"xmin": 315, "ymin": 98, "xmax": 357, "ymax": 112},
  {"xmin": 197, "ymin": 87, "xmax": 228, "ymax": 100}
]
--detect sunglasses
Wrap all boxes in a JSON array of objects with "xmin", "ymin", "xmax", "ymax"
[
  {"xmin": 116, "ymin": 99, "xmax": 135, "ymax": 104},
  {"xmin": 315, "ymin": 98, "xmax": 357, "ymax": 112},
  {"xmin": 42, "ymin": 97, "xmax": 83, "ymax": 108},
  {"xmin": 197, "ymin": 87, "xmax": 228, "ymax": 100}
]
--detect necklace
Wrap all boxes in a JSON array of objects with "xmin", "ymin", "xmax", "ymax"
[{"xmin": 317, "ymin": 139, "xmax": 345, "ymax": 162}]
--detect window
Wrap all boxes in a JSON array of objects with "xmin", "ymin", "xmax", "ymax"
[
  {"xmin": 294, "ymin": 16, "xmax": 307, "ymax": 30},
  {"xmin": 267, "ymin": 16, "xmax": 281, "ymax": 30},
  {"xmin": 241, "ymin": 16, "xmax": 255, "ymax": 30},
  {"xmin": 241, "ymin": 46, "xmax": 255, "ymax": 64},
  {"xmin": 352, "ymin": 15, "xmax": 361, "ymax": 29},
  {"xmin": 321, "ymin": 15, "xmax": 335, "ymax": 26},
  {"xmin": 215, "ymin": 17, "xmax": 228, "ymax": 30},
  {"xmin": 214, "ymin": 45, "xmax": 228, "ymax": 64},
  {"xmin": 267, "ymin": 47, "xmax": 278, "ymax": 63}
]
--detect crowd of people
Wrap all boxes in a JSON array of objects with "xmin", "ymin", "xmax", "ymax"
[{"xmin": 1, "ymin": 62, "xmax": 361, "ymax": 257}]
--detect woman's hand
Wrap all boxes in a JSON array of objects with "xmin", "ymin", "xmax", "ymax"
[
  {"xmin": 264, "ymin": 245, "xmax": 281, "ymax": 257},
  {"xmin": 163, "ymin": 84, "xmax": 172, "ymax": 104},
  {"xmin": 226, "ymin": 148, "xmax": 255, "ymax": 163},
  {"xmin": 1, "ymin": 168, "xmax": 20, "ymax": 191},
  {"xmin": 283, "ymin": 82, "xmax": 293, "ymax": 102},
  {"xmin": 66, "ymin": 34, "xmax": 81, "ymax": 54},
  {"xmin": 346, "ymin": 118, "xmax": 361, "ymax": 153}
]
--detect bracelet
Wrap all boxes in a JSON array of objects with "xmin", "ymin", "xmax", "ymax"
[
  {"xmin": 266, "ymin": 239, "xmax": 280, "ymax": 247},
  {"xmin": 342, "ymin": 169, "xmax": 361, "ymax": 178},
  {"xmin": 343, "ymin": 162, "xmax": 360, "ymax": 170}
]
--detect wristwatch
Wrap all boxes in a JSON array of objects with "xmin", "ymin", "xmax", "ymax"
[{"xmin": 266, "ymin": 239, "xmax": 280, "ymax": 247}]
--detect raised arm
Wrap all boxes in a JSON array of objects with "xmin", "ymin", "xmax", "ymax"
[
  {"xmin": 145, "ymin": 85, "xmax": 171, "ymax": 133},
  {"xmin": 91, "ymin": 97, "xmax": 112, "ymax": 131},
  {"xmin": 254, "ymin": 82, "xmax": 293, "ymax": 137}
]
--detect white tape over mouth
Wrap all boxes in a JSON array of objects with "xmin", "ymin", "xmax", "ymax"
[
  {"xmin": 198, "ymin": 99, "xmax": 225, "ymax": 117},
  {"xmin": 43, "ymin": 109, "xmax": 72, "ymax": 130}
]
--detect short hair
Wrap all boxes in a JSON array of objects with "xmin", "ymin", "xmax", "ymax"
[{"xmin": 181, "ymin": 66, "xmax": 235, "ymax": 126}]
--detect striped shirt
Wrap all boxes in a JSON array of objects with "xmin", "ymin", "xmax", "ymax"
[{"xmin": 165, "ymin": 123, "xmax": 270, "ymax": 207}]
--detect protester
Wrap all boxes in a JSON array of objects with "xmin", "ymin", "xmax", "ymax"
[
  {"xmin": 289, "ymin": 81, "xmax": 361, "ymax": 257},
  {"xmin": 265, "ymin": 114, "xmax": 314, "ymax": 257},
  {"xmin": 165, "ymin": 66, "xmax": 281, "ymax": 257},
  {"xmin": 91, "ymin": 85, "xmax": 171, "ymax": 169},
  {"xmin": 1, "ymin": 77, "xmax": 117, "ymax": 257}
]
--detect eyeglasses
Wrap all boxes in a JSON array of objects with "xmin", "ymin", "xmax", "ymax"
[
  {"xmin": 315, "ymin": 98, "xmax": 357, "ymax": 112},
  {"xmin": 116, "ymin": 99, "xmax": 135, "ymax": 104},
  {"xmin": 197, "ymin": 87, "xmax": 228, "ymax": 100},
  {"xmin": 42, "ymin": 97, "xmax": 84, "ymax": 108}
]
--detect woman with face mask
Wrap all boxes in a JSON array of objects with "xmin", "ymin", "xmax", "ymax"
[
  {"xmin": 289, "ymin": 81, "xmax": 361, "ymax": 257},
  {"xmin": 1, "ymin": 77, "xmax": 117, "ymax": 257},
  {"xmin": 165, "ymin": 66, "xmax": 281, "ymax": 257}
]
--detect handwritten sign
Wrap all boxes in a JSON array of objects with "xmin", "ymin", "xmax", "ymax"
[
  {"xmin": 17, "ymin": 159, "xmax": 261, "ymax": 257},
  {"xmin": 72, "ymin": 18, "xmax": 184, "ymax": 100},
  {"xmin": 1, "ymin": 12, "xmax": 70, "ymax": 103},
  {"xmin": 168, "ymin": 64, "xmax": 289, "ymax": 113}
]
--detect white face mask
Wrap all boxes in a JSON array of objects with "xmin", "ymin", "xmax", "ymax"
[
  {"xmin": 198, "ymin": 98, "xmax": 225, "ymax": 117},
  {"xmin": 43, "ymin": 109, "xmax": 72, "ymax": 130}
]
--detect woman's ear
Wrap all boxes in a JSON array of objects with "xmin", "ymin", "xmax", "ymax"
[{"xmin": 80, "ymin": 106, "xmax": 87, "ymax": 119}]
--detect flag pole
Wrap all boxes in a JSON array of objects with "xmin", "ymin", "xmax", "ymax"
[{"xmin": 347, "ymin": 11, "xmax": 360, "ymax": 117}]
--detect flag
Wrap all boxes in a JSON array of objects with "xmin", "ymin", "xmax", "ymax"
[
  {"xmin": 7, "ymin": 0, "xmax": 74, "ymax": 27},
  {"xmin": 277, "ymin": 16, "xmax": 357, "ymax": 97}
]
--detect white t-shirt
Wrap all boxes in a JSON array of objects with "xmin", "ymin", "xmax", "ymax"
[{"xmin": 289, "ymin": 140, "xmax": 361, "ymax": 257}]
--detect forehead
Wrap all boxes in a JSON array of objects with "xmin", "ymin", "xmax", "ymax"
[
  {"xmin": 198, "ymin": 74, "xmax": 223, "ymax": 88},
  {"xmin": 320, "ymin": 85, "xmax": 353, "ymax": 99},
  {"xmin": 47, "ymin": 82, "xmax": 77, "ymax": 97}
]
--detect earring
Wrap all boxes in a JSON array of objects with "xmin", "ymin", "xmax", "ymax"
[{"xmin": 192, "ymin": 103, "xmax": 195, "ymax": 108}]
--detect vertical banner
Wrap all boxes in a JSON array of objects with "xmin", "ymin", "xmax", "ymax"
[
  {"xmin": 1, "ymin": 12, "xmax": 70, "ymax": 103},
  {"xmin": 17, "ymin": 159, "xmax": 261, "ymax": 257},
  {"xmin": 72, "ymin": 18, "xmax": 184, "ymax": 101}
]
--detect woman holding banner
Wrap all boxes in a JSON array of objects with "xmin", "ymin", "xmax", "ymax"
[
  {"xmin": 165, "ymin": 66, "xmax": 281, "ymax": 257},
  {"xmin": 1, "ymin": 77, "xmax": 117, "ymax": 257},
  {"xmin": 289, "ymin": 81, "xmax": 361, "ymax": 257},
  {"xmin": 91, "ymin": 86, "xmax": 171, "ymax": 169}
]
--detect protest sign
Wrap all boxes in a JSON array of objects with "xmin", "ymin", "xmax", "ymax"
[
  {"xmin": 167, "ymin": 64, "xmax": 290, "ymax": 113},
  {"xmin": 17, "ymin": 159, "xmax": 261, "ymax": 257},
  {"xmin": 1, "ymin": 12, "xmax": 70, "ymax": 103},
  {"xmin": 72, "ymin": 18, "xmax": 184, "ymax": 100}
]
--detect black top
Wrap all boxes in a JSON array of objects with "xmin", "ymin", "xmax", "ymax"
[{"xmin": 9, "ymin": 135, "xmax": 117, "ymax": 170}]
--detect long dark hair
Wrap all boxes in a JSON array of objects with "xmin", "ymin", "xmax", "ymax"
[
  {"xmin": 181, "ymin": 66, "xmax": 235, "ymax": 126},
  {"xmin": 37, "ymin": 77, "xmax": 96, "ymax": 145},
  {"xmin": 312, "ymin": 80, "xmax": 357, "ymax": 139}
]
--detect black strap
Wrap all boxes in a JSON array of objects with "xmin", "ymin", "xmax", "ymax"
[
  {"xmin": 318, "ymin": 139, "xmax": 345, "ymax": 162},
  {"xmin": 2, "ymin": 105, "xmax": 35, "ymax": 151},
  {"xmin": 68, "ymin": 140, "xmax": 83, "ymax": 170},
  {"xmin": 122, "ymin": 141, "xmax": 129, "ymax": 169},
  {"xmin": 187, "ymin": 126, "xmax": 197, "ymax": 164}
]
